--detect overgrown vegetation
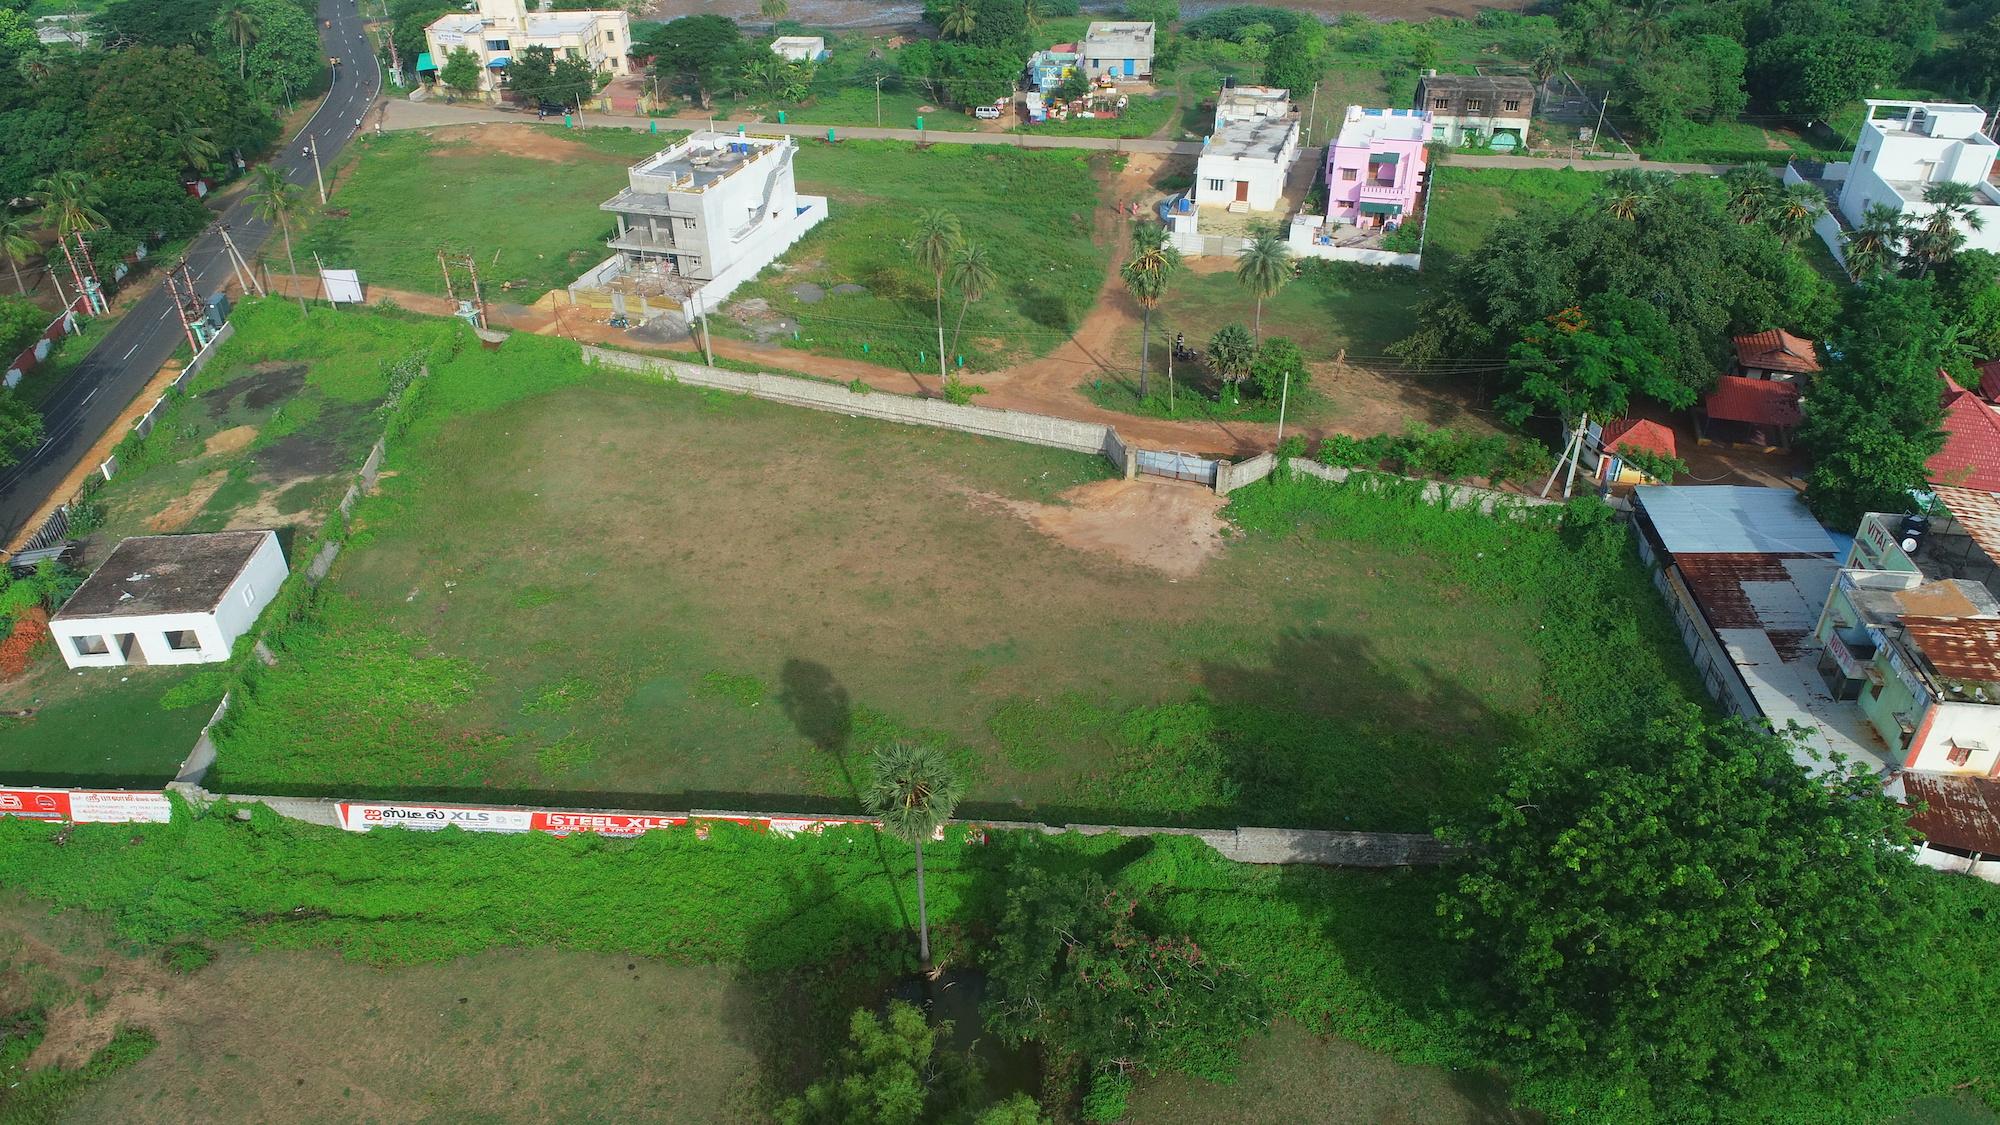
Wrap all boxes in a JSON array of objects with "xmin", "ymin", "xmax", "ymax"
[{"xmin": 1316, "ymin": 424, "xmax": 1553, "ymax": 485}]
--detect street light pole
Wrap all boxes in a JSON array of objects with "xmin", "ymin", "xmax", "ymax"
[{"xmin": 875, "ymin": 73, "xmax": 884, "ymax": 128}]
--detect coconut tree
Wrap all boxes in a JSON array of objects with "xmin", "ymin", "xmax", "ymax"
[
  {"xmin": 220, "ymin": 0, "xmax": 261, "ymax": 81},
  {"xmin": 1601, "ymin": 169, "xmax": 1667, "ymax": 221},
  {"xmin": 171, "ymin": 113, "xmax": 221, "ymax": 177},
  {"xmin": 1235, "ymin": 227, "xmax": 1290, "ymax": 343},
  {"xmin": 940, "ymin": 0, "xmax": 976, "ymax": 41},
  {"xmin": 1764, "ymin": 182, "xmax": 1826, "ymax": 247},
  {"xmin": 1907, "ymin": 181, "xmax": 1985, "ymax": 279},
  {"xmin": 911, "ymin": 208, "xmax": 962, "ymax": 381},
  {"xmin": 1120, "ymin": 224, "xmax": 1182, "ymax": 399},
  {"xmin": 945, "ymin": 241, "xmax": 994, "ymax": 363},
  {"xmin": 250, "ymin": 164, "xmax": 307, "ymax": 313},
  {"xmin": 1531, "ymin": 41, "xmax": 1564, "ymax": 111},
  {"xmin": 1843, "ymin": 203, "xmax": 1911, "ymax": 279},
  {"xmin": 28, "ymin": 171, "xmax": 105, "ymax": 299},
  {"xmin": 0, "ymin": 212, "xmax": 38, "ymax": 297},
  {"xmin": 864, "ymin": 743, "xmax": 963, "ymax": 975},
  {"xmin": 1022, "ymin": 0, "xmax": 1043, "ymax": 39},
  {"xmin": 1623, "ymin": 0, "xmax": 1672, "ymax": 54}
]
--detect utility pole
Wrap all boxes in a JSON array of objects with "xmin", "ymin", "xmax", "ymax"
[
  {"xmin": 1275, "ymin": 366, "xmax": 1292, "ymax": 448},
  {"xmin": 164, "ymin": 260, "xmax": 201, "ymax": 353},
  {"xmin": 694, "ymin": 287, "xmax": 713, "ymax": 366},
  {"xmin": 875, "ymin": 73, "xmax": 884, "ymax": 128},
  {"xmin": 313, "ymin": 251, "xmax": 332, "ymax": 306},
  {"xmin": 72, "ymin": 234, "xmax": 105, "ymax": 315},
  {"xmin": 1590, "ymin": 93, "xmax": 1610, "ymax": 153},
  {"xmin": 1304, "ymin": 82, "xmax": 1318, "ymax": 146},
  {"xmin": 220, "ymin": 228, "xmax": 265, "ymax": 296},
  {"xmin": 307, "ymin": 139, "xmax": 327, "ymax": 204},
  {"xmin": 218, "ymin": 227, "xmax": 250, "ymax": 294},
  {"xmin": 438, "ymin": 248, "xmax": 457, "ymax": 302}
]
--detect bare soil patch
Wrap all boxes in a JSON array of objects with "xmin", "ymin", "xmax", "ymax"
[
  {"xmin": 146, "ymin": 470, "xmax": 227, "ymax": 532},
  {"xmin": 978, "ymin": 478, "xmax": 1227, "ymax": 578},
  {"xmin": 206, "ymin": 362, "xmax": 307, "ymax": 417},
  {"xmin": 428, "ymin": 123, "xmax": 625, "ymax": 163},
  {"xmin": 204, "ymin": 424, "xmax": 259, "ymax": 457}
]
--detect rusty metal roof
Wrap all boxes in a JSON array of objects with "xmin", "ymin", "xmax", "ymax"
[
  {"xmin": 1935, "ymin": 486, "xmax": 2000, "ymax": 562},
  {"xmin": 1900, "ymin": 615, "xmax": 2000, "ymax": 685},
  {"xmin": 1905, "ymin": 772, "xmax": 2000, "ymax": 854},
  {"xmin": 1673, "ymin": 553, "xmax": 1824, "ymax": 630}
]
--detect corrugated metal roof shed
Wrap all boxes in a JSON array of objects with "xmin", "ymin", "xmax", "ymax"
[
  {"xmin": 1905, "ymin": 772, "xmax": 2000, "ymax": 854},
  {"xmin": 1635, "ymin": 486, "xmax": 1837, "ymax": 557},
  {"xmin": 1901, "ymin": 615, "xmax": 2000, "ymax": 685},
  {"xmin": 1933, "ymin": 486, "xmax": 2000, "ymax": 562}
]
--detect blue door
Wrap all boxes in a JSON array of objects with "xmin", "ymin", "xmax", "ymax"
[{"xmin": 1123, "ymin": 58, "xmax": 1135, "ymax": 76}]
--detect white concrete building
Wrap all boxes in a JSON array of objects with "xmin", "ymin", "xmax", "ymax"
[
  {"xmin": 1835, "ymin": 100, "xmax": 2000, "ymax": 254},
  {"xmin": 1213, "ymin": 84, "xmax": 1291, "ymax": 131},
  {"xmin": 579, "ymin": 131, "xmax": 828, "ymax": 319},
  {"xmin": 1194, "ymin": 105, "xmax": 1300, "ymax": 213},
  {"xmin": 422, "ymin": 0, "xmax": 630, "ymax": 99},
  {"xmin": 1081, "ymin": 22, "xmax": 1154, "ymax": 82},
  {"xmin": 50, "ymin": 531, "xmax": 285, "ymax": 670},
  {"xmin": 770, "ymin": 36, "xmax": 827, "ymax": 62}
]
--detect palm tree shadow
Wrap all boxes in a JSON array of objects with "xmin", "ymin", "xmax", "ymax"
[{"xmin": 778, "ymin": 658, "xmax": 913, "ymax": 939}]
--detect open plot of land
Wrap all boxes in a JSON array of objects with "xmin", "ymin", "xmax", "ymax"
[
  {"xmin": 0, "ymin": 664, "xmax": 208, "ymax": 787},
  {"xmin": 298, "ymin": 125, "xmax": 668, "ymax": 297},
  {"xmin": 719, "ymin": 140, "xmax": 1112, "ymax": 372},
  {"xmin": 207, "ymin": 323, "xmax": 1541, "ymax": 830},
  {"xmin": 1420, "ymin": 165, "xmax": 1601, "ymax": 264}
]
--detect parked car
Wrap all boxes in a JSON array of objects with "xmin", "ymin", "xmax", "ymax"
[
  {"xmin": 537, "ymin": 101, "xmax": 568, "ymax": 118},
  {"xmin": 973, "ymin": 104, "xmax": 1002, "ymax": 120}
]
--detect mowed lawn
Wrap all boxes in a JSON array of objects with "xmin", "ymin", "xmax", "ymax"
[
  {"xmin": 204, "ymin": 330, "xmax": 1540, "ymax": 830},
  {"xmin": 0, "ymin": 664, "xmax": 210, "ymax": 786},
  {"xmin": 299, "ymin": 126, "xmax": 667, "ymax": 296},
  {"xmin": 722, "ymin": 141, "xmax": 1111, "ymax": 372},
  {"xmin": 1420, "ymin": 165, "xmax": 1601, "ymax": 265}
]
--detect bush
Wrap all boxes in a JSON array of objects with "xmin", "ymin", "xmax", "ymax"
[{"xmin": 1314, "ymin": 424, "xmax": 1551, "ymax": 485}]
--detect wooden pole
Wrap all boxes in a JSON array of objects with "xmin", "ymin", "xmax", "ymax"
[{"xmin": 463, "ymin": 252, "xmax": 487, "ymax": 329}]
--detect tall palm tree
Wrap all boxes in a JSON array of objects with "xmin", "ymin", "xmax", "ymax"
[
  {"xmin": 1600, "ymin": 169, "xmax": 1666, "ymax": 221},
  {"xmin": 1764, "ymin": 182, "xmax": 1825, "ymax": 247},
  {"xmin": 1908, "ymin": 181, "xmax": 1985, "ymax": 279},
  {"xmin": 1235, "ymin": 227, "xmax": 1290, "ymax": 343},
  {"xmin": 1720, "ymin": 164, "xmax": 1775, "ymax": 223},
  {"xmin": 0, "ymin": 213, "xmax": 38, "ymax": 297},
  {"xmin": 171, "ymin": 113, "xmax": 221, "ymax": 177},
  {"xmin": 945, "ymin": 241, "xmax": 994, "ymax": 363},
  {"xmin": 911, "ymin": 208, "xmax": 961, "ymax": 381},
  {"xmin": 29, "ymin": 170, "xmax": 105, "ymax": 239},
  {"xmin": 1843, "ymin": 203, "xmax": 1911, "ymax": 279},
  {"xmin": 864, "ymin": 743, "xmax": 963, "ymax": 975},
  {"xmin": 220, "ymin": 0, "xmax": 262, "ymax": 81},
  {"xmin": 1120, "ymin": 224, "xmax": 1181, "ymax": 399},
  {"xmin": 250, "ymin": 165, "xmax": 307, "ymax": 313},
  {"xmin": 1622, "ymin": 0, "xmax": 1672, "ymax": 55},
  {"xmin": 1531, "ymin": 41, "xmax": 1564, "ymax": 111},
  {"xmin": 940, "ymin": 0, "xmax": 976, "ymax": 41}
]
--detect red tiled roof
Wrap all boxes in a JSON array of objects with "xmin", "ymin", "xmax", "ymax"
[
  {"xmin": 1704, "ymin": 376, "xmax": 1802, "ymax": 427},
  {"xmin": 1601, "ymin": 418, "xmax": 1677, "ymax": 458},
  {"xmin": 1977, "ymin": 358, "xmax": 2000, "ymax": 402},
  {"xmin": 1930, "ymin": 378, "xmax": 2000, "ymax": 491},
  {"xmin": 1733, "ymin": 330, "xmax": 1821, "ymax": 374}
]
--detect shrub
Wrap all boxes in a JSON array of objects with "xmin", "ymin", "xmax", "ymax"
[{"xmin": 1314, "ymin": 424, "xmax": 1550, "ymax": 485}]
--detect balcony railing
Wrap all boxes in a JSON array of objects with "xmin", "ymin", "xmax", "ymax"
[
  {"xmin": 1357, "ymin": 181, "xmax": 1404, "ymax": 201},
  {"xmin": 608, "ymin": 230, "xmax": 679, "ymax": 253}
]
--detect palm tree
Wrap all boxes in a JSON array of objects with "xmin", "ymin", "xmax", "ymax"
[
  {"xmin": 911, "ymin": 208, "xmax": 962, "ymax": 381},
  {"xmin": 940, "ymin": 0, "xmax": 976, "ymax": 41},
  {"xmin": 1530, "ymin": 41, "xmax": 1564, "ymax": 111},
  {"xmin": 171, "ymin": 113, "xmax": 221, "ymax": 177},
  {"xmin": 1764, "ymin": 182, "xmax": 1825, "ymax": 247},
  {"xmin": 1720, "ymin": 164, "xmax": 1775, "ymax": 223},
  {"xmin": 1120, "ymin": 224, "xmax": 1182, "ymax": 399},
  {"xmin": 250, "ymin": 165, "xmax": 307, "ymax": 313},
  {"xmin": 1600, "ymin": 169, "xmax": 1666, "ymax": 221},
  {"xmin": 1022, "ymin": 0, "xmax": 1042, "ymax": 38},
  {"xmin": 29, "ymin": 170, "xmax": 105, "ymax": 239},
  {"xmin": 0, "ymin": 213, "xmax": 39, "ymax": 297},
  {"xmin": 864, "ymin": 743, "xmax": 963, "ymax": 975},
  {"xmin": 945, "ymin": 241, "xmax": 994, "ymax": 364},
  {"xmin": 1235, "ymin": 227, "xmax": 1290, "ymax": 343},
  {"xmin": 220, "ymin": 0, "xmax": 262, "ymax": 81},
  {"xmin": 1623, "ymin": 0, "xmax": 1672, "ymax": 55},
  {"xmin": 1908, "ymin": 181, "xmax": 1985, "ymax": 279},
  {"xmin": 1844, "ymin": 203, "xmax": 1911, "ymax": 279}
]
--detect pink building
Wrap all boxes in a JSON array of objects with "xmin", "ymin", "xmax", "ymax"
[{"xmin": 1324, "ymin": 106, "xmax": 1431, "ymax": 232}]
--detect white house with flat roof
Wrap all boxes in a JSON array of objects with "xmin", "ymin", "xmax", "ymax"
[
  {"xmin": 770, "ymin": 36, "xmax": 827, "ymax": 62},
  {"xmin": 50, "ymin": 531, "xmax": 285, "ymax": 669},
  {"xmin": 1081, "ymin": 21, "xmax": 1153, "ymax": 82},
  {"xmin": 1194, "ymin": 101, "xmax": 1300, "ymax": 212},
  {"xmin": 421, "ymin": 0, "xmax": 630, "ymax": 99},
  {"xmin": 574, "ymin": 131, "xmax": 828, "ymax": 320},
  {"xmin": 1835, "ymin": 100, "xmax": 2000, "ymax": 253}
]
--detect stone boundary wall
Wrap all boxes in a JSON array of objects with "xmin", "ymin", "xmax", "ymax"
[
  {"xmin": 1220, "ymin": 457, "xmax": 1561, "ymax": 514},
  {"xmin": 585, "ymin": 346, "xmax": 1127, "ymax": 461},
  {"xmin": 165, "ymin": 782, "xmax": 1460, "ymax": 868}
]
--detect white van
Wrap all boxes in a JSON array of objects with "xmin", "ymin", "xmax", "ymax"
[{"xmin": 974, "ymin": 104, "xmax": 1003, "ymax": 120}]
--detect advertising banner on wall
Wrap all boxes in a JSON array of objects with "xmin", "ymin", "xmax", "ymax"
[
  {"xmin": 0, "ymin": 788, "xmax": 173, "ymax": 824},
  {"xmin": 335, "ymin": 803, "xmax": 535, "ymax": 833},
  {"xmin": 333, "ymin": 801, "xmax": 888, "ymax": 840}
]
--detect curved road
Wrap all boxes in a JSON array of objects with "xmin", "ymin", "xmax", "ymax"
[{"xmin": 0, "ymin": 0, "xmax": 382, "ymax": 545}]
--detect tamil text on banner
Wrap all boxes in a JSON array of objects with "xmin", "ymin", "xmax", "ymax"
[
  {"xmin": 0, "ymin": 788, "xmax": 172, "ymax": 824},
  {"xmin": 335, "ymin": 803, "xmax": 535, "ymax": 834}
]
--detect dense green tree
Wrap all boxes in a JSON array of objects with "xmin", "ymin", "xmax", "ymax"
[
  {"xmin": 1399, "ymin": 175, "xmax": 1837, "ymax": 410},
  {"xmin": 210, "ymin": 0, "xmax": 319, "ymax": 102},
  {"xmin": 1949, "ymin": 14, "xmax": 2000, "ymax": 104},
  {"xmin": 1799, "ymin": 277, "xmax": 1952, "ymax": 525},
  {"xmin": 641, "ymin": 14, "xmax": 746, "ymax": 107},
  {"xmin": 1249, "ymin": 336, "xmax": 1305, "ymax": 401},
  {"xmin": 899, "ymin": 40, "xmax": 1023, "ymax": 107},
  {"xmin": 1501, "ymin": 297, "xmax": 1683, "ymax": 424},
  {"xmin": 386, "ymin": 0, "xmax": 453, "ymax": 78},
  {"xmin": 1262, "ymin": 18, "xmax": 1326, "ymax": 91},
  {"xmin": 0, "ymin": 295, "xmax": 44, "ymax": 359},
  {"xmin": 1624, "ymin": 34, "xmax": 1745, "ymax": 137},
  {"xmin": 777, "ymin": 1002, "xmax": 985, "ymax": 1125},
  {"xmin": 1931, "ymin": 250, "xmax": 2000, "ymax": 359},
  {"xmin": 1747, "ymin": 0, "xmax": 1901, "ymax": 120},
  {"xmin": 0, "ymin": 385, "xmax": 41, "ymax": 468},
  {"xmin": 97, "ymin": 0, "xmax": 225, "ymax": 49},
  {"xmin": 439, "ymin": 45, "xmax": 483, "ymax": 99},
  {"xmin": 1442, "ymin": 705, "xmax": 1926, "ymax": 1118},
  {"xmin": 987, "ymin": 865, "xmax": 1268, "ymax": 1087}
]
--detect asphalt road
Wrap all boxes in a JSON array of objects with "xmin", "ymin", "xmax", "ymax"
[{"xmin": 0, "ymin": 0, "xmax": 382, "ymax": 546}]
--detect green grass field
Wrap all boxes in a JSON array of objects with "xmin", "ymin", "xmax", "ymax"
[
  {"xmin": 720, "ymin": 140, "xmax": 1111, "ymax": 372},
  {"xmin": 299, "ymin": 127, "xmax": 667, "ymax": 296},
  {"xmin": 1420, "ymin": 164, "xmax": 1602, "ymax": 264},
  {"xmin": 0, "ymin": 665, "xmax": 210, "ymax": 786}
]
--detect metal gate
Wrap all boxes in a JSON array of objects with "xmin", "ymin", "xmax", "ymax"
[{"xmin": 1136, "ymin": 449, "xmax": 1218, "ymax": 485}]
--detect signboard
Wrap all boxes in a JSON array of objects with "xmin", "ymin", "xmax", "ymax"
[
  {"xmin": 532, "ymin": 811, "xmax": 686, "ymax": 836},
  {"xmin": 333, "ymin": 801, "xmax": 891, "ymax": 840},
  {"xmin": 0, "ymin": 788, "xmax": 172, "ymax": 824},
  {"xmin": 1827, "ymin": 631, "xmax": 1862, "ymax": 680},
  {"xmin": 335, "ymin": 803, "xmax": 534, "ymax": 833},
  {"xmin": 320, "ymin": 268, "xmax": 363, "ymax": 305}
]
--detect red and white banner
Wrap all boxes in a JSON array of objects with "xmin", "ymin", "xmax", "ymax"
[
  {"xmin": 0, "ymin": 788, "xmax": 172, "ymax": 824},
  {"xmin": 532, "ymin": 811, "xmax": 687, "ymax": 837},
  {"xmin": 333, "ymin": 801, "xmax": 886, "ymax": 840}
]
